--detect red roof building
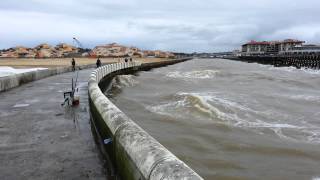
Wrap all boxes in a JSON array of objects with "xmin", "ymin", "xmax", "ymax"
[{"xmin": 242, "ymin": 39, "xmax": 305, "ymax": 56}]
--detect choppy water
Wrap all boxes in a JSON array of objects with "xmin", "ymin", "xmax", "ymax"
[{"xmin": 107, "ymin": 59, "xmax": 320, "ymax": 180}]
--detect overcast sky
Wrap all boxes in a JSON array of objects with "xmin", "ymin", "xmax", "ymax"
[{"xmin": 1, "ymin": 0, "xmax": 320, "ymax": 52}]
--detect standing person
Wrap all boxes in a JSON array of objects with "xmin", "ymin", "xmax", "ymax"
[
  {"xmin": 96, "ymin": 57, "xmax": 102, "ymax": 68},
  {"xmin": 71, "ymin": 58, "xmax": 76, "ymax": 71}
]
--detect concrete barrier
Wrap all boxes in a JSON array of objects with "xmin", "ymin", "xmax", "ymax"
[
  {"xmin": 0, "ymin": 64, "xmax": 96, "ymax": 92},
  {"xmin": 88, "ymin": 60, "xmax": 203, "ymax": 180}
]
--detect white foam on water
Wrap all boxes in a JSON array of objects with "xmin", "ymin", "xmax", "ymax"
[
  {"xmin": 251, "ymin": 62, "xmax": 320, "ymax": 76},
  {"xmin": 289, "ymin": 95, "xmax": 320, "ymax": 102},
  {"xmin": 166, "ymin": 70, "xmax": 219, "ymax": 79},
  {"xmin": 268, "ymin": 66, "xmax": 296, "ymax": 72},
  {"xmin": 196, "ymin": 92, "xmax": 320, "ymax": 142},
  {"xmin": 113, "ymin": 75, "xmax": 139, "ymax": 88},
  {"xmin": 312, "ymin": 177, "xmax": 320, "ymax": 180},
  {"xmin": 272, "ymin": 93, "xmax": 320, "ymax": 103},
  {"xmin": 146, "ymin": 101, "xmax": 182, "ymax": 117},
  {"xmin": 13, "ymin": 104, "xmax": 30, "ymax": 108},
  {"xmin": 146, "ymin": 91, "xmax": 320, "ymax": 143},
  {"xmin": 301, "ymin": 69, "xmax": 320, "ymax": 75},
  {"xmin": 267, "ymin": 66, "xmax": 320, "ymax": 75},
  {"xmin": 146, "ymin": 92, "xmax": 234, "ymax": 123},
  {"xmin": 0, "ymin": 66, "xmax": 48, "ymax": 77}
]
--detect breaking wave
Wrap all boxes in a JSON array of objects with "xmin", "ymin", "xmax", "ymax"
[
  {"xmin": 146, "ymin": 92, "xmax": 320, "ymax": 143},
  {"xmin": 111, "ymin": 75, "xmax": 139, "ymax": 89},
  {"xmin": 267, "ymin": 66, "xmax": 320, "ymax": 75},
  {"xmin": 146, "ymin": 92, "xmax": 223, "ymax": 119},
  {"xmin": 166, "ymin": 70, "xmax": 219, "ymax": 79},
  {"xmin": 254, "ymin": 63, "xmax": 320, "ymax": 75}
]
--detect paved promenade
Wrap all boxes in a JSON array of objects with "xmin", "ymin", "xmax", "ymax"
[{"xmin": 0, "ymin": 69, "xmax": 106, "ymax": 180}]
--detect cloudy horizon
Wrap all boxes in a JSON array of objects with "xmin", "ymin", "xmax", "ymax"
[{"xmin": 1, "ymin": 0, "xmax": 320, "ymax": 53}]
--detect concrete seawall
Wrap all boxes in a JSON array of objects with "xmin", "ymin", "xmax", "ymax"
[
  {"xmin": 88, "ymin": 59, "xmax": 203, "ymax": 180},
  {"xmin": 0, "ymin": 64, "xmax": 96, "ymax": 92}
]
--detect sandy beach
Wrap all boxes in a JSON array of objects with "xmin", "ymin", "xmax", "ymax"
[{"xmin": 0, "ymin": 57, "xmax": 171, "ymax": 69}]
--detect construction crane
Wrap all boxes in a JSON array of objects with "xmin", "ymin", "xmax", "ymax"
[
  {"xmin": 72, "ymin": 37, "xmax": 96, "ymax": 58},
  {"xmin": 73, "ymin": 37, "xmax": 84, "ymax": 49}
]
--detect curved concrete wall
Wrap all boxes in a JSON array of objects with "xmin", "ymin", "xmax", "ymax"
[
  {"xmin": 0, "ymin": 64, "xmax": 96, "ymax": 92},
  {"xmin": 88, "ymin": 61, "xmax": 203, "ymax": 180}
]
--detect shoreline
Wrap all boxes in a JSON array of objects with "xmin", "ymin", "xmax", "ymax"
[
  {"xmin": 0, "ymin": 57, "xmax": 180, "ymax": 92},
  {"xmin": 0, "ymin": 57, "xmax": 174, "ymax": 69},
  {"xmin": 0, "ymin": 57, "xmax": 188, "ymax": 92}
]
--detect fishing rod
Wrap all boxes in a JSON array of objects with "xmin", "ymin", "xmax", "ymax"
[{"xmin": 62, "ymin": 68, "xmax": 80, "ymax": 106}]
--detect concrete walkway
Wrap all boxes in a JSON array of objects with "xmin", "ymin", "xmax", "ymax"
[{"xmin": 0, "ymin": 69, "xmax": 106, "ymax": 180}]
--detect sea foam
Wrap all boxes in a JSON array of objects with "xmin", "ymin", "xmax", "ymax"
[
  {"xmin": 112, "ymin": 75, "xmax": 139, "ymax": 89},
  {"xmin": 166, "ymin": 70, "xmax": 219, "ymax": 79},
  {"xmin": 146, "ymin": 91, "xmax": 320, "ymax": 143}
]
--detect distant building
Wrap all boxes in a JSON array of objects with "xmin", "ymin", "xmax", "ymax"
[
  {"xmin": 242, "ymin": 41, "xmax": 269, "ymax": 55},
  {"xmin": 143, "ymin": 50, "xmax": 156, "ymax": 57},
  {"xmin": 0, "ymin": 42, "xmax": 175, "ymax": 59},
  {"xmin": 279, "ymin": 39, "xmax": 305, "ymax": 52},
  {"xmin": 0, "ymin": 43, "xmax": 83, "ymax": 58},
  {"xmin": 35, "ymin": 44, "xmax": 57, "ymax": 58},
  {"xmin": 55, "ymin": 43, "xmax": 78, "ymax": 57},
  {"xmin": 241, "ymin": 39, "xmax": 305, "ymax": 56},
  {"xmin": 283, "ymin": 44, "xmax": 320, "ymax": 55},
  {"xmin": 91, "ymin": 43, "xmax": 175, "ymax": 58},
  {"xmin": 232, "ymin": 50, "xmax": 241, "ymax": 56},
  {"xmin": 154, "ymin": 50, "xmax": 175, "ymax": 58},
  {"xmin": 92, "ymin": 43, "xmax": 139, "ymax": 57}
]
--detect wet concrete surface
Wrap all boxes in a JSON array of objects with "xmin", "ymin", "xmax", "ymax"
[{"xmin": 0, "ymin": 69, "xmax": 106, "ymax": 180}]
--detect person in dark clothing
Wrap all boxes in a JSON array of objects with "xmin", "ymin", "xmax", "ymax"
[
  {"xmin": 71, "ymin": 58, "xmax": 76, "ymax": 71},
  {"xmin": 96, "ymin": 58, "xmax": 102, "ymax": 68},
  {"xmin": 124, "ymin": 58, "xmax": 128, "ymax": 63}
]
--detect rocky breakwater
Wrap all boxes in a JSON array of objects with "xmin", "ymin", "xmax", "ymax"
[{"xmin": 88, "ymin": 59, "xmax": 202, "ymax": 180}]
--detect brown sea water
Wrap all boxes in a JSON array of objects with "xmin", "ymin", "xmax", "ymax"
[{"xmin": 106, "ymin": 58, "xmax": 320, "ymax": 180}]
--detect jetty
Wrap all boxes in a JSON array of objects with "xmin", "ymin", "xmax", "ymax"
[{"xmin": 0, "ymin": 58, "xmax": 203, "ymax": 180}]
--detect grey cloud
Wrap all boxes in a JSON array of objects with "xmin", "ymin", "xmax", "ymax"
[{"xmin": 0, "ymin": 0, "xmax": 320, "ymax": 52}]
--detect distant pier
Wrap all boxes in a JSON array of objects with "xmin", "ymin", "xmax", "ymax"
[{"xmin": 225, "ymin": 54, "xmax": 320, "ymax": 69}]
